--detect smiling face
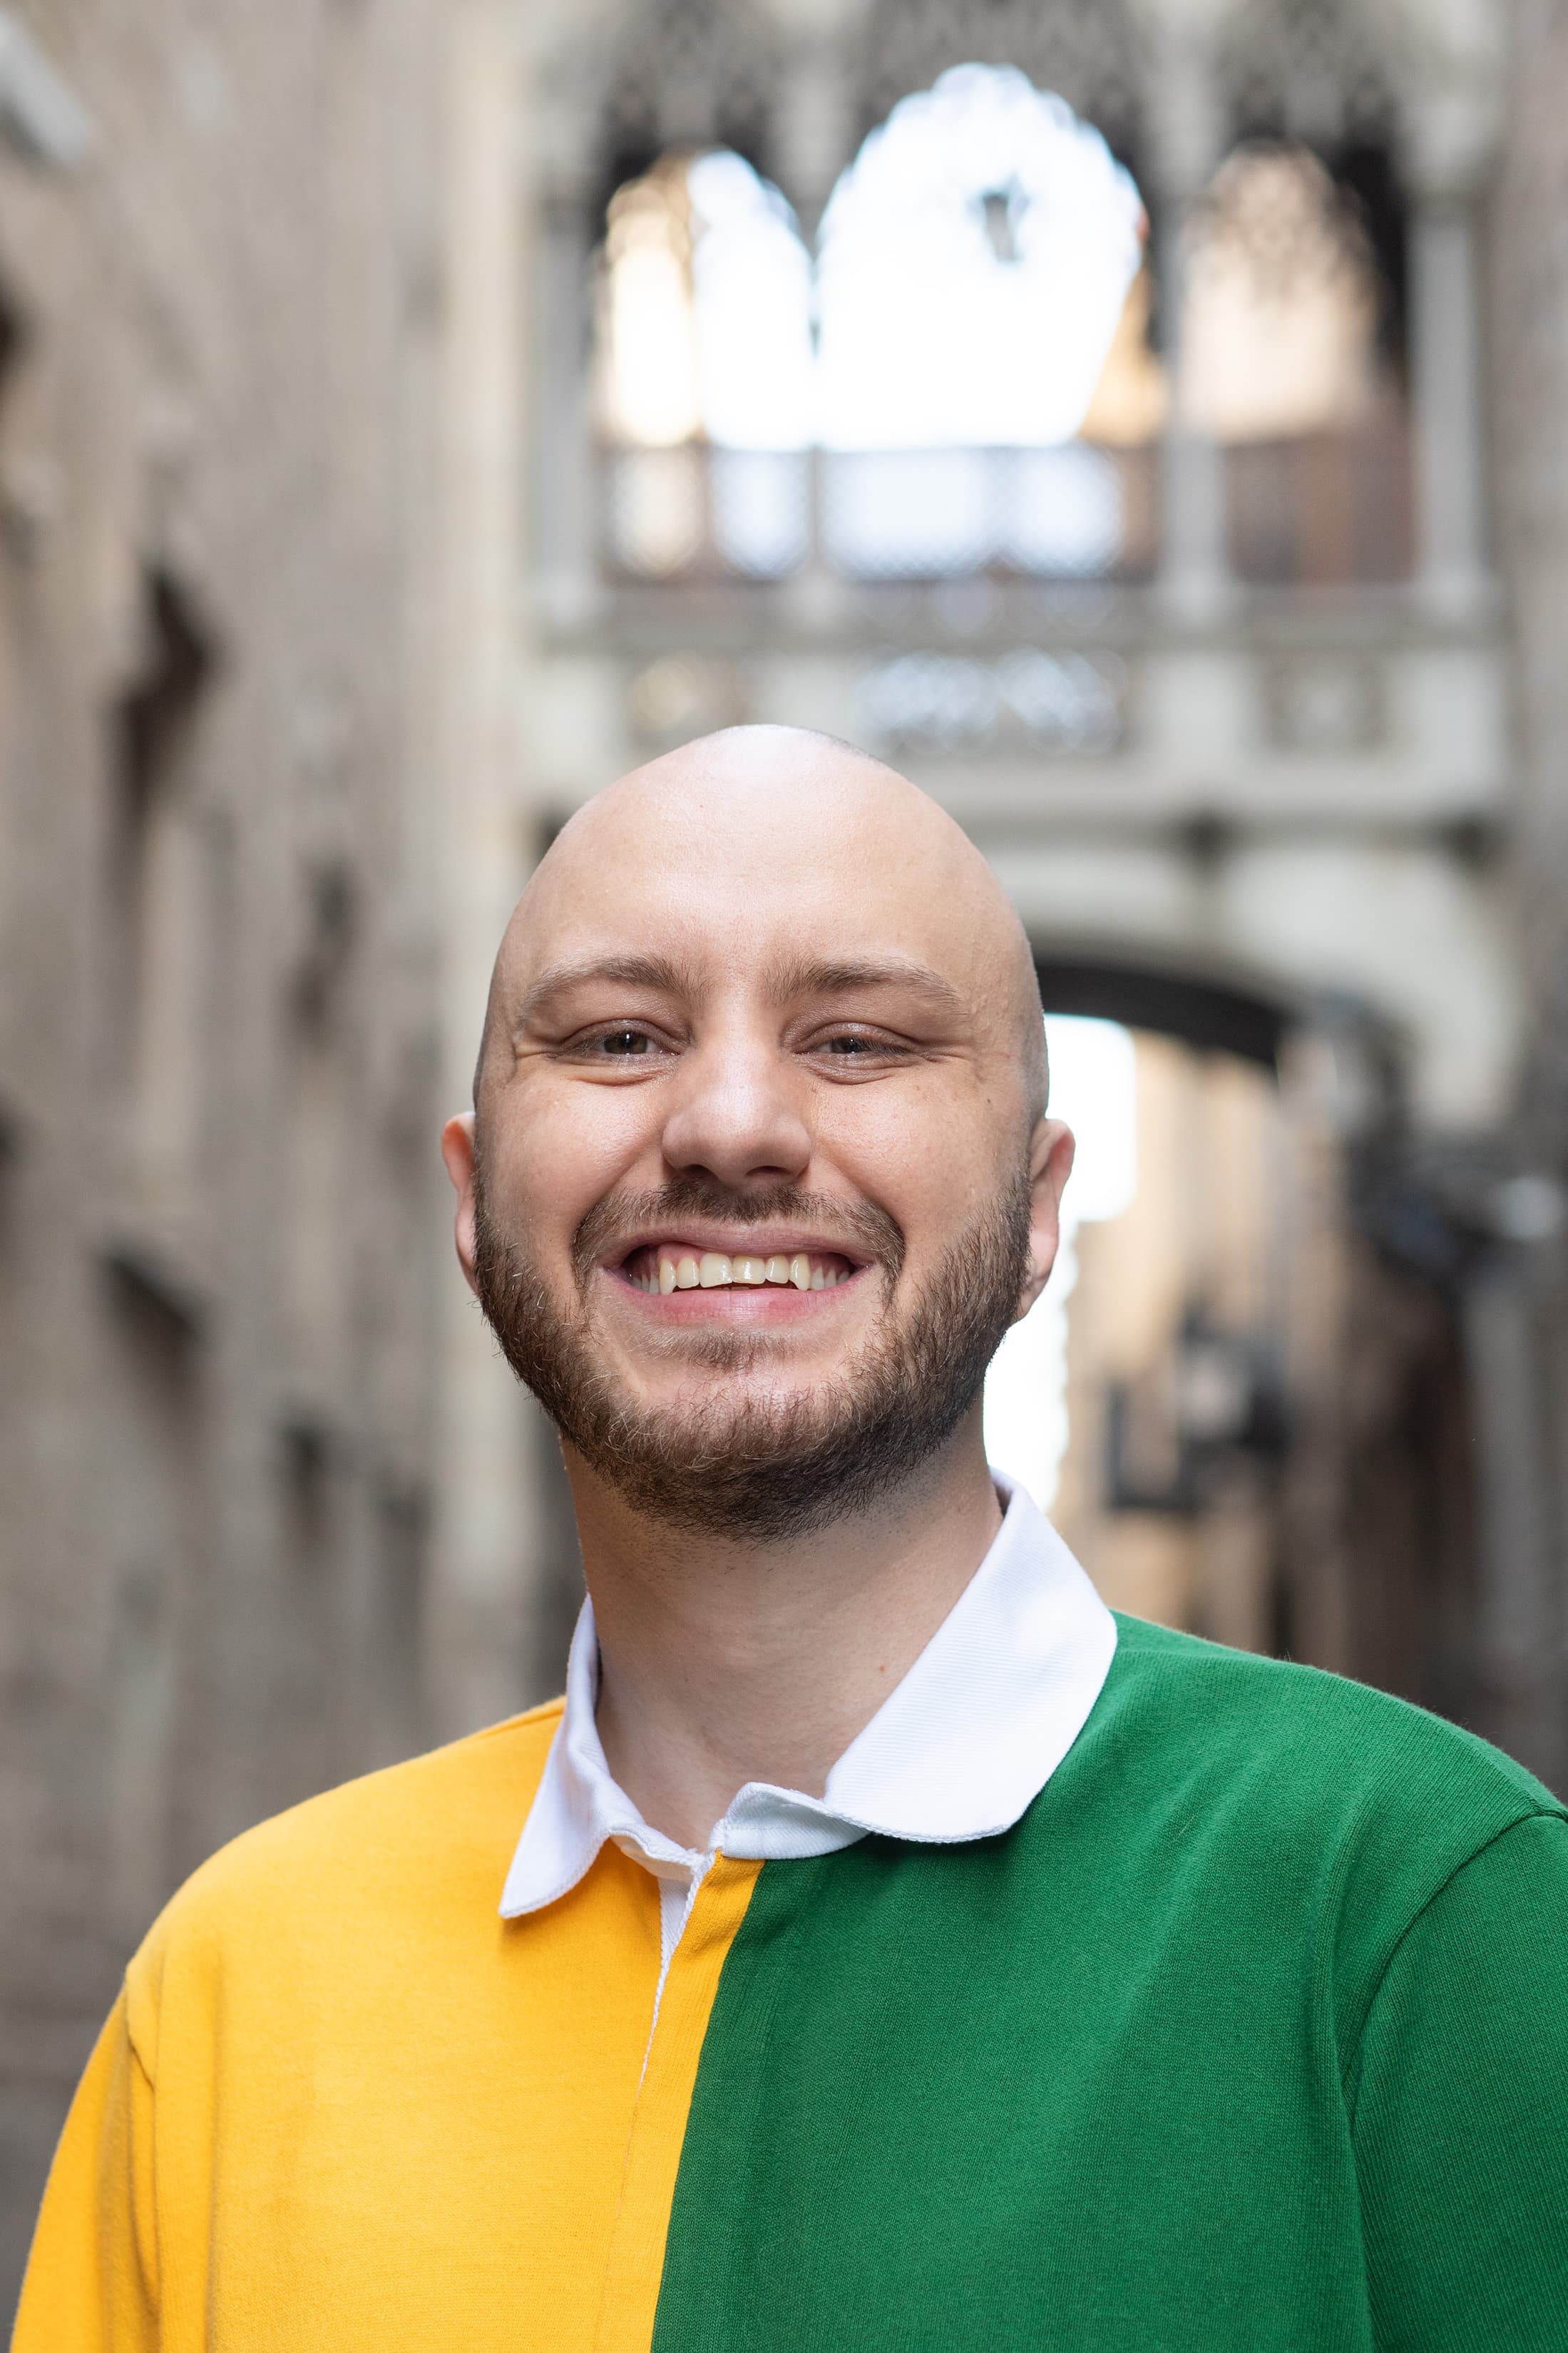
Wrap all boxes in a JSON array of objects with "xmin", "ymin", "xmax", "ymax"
[{"xmin": 446, "ymin": 727, "xmax": 1070, "ymax": 1539}]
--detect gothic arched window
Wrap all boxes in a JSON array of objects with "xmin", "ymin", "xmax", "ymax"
[
  {"xmin": 814, "ymin": 63, "xmax": 1152, "ymax": 580},
  {"xmin": 598, "ymin": 149, "xmax": 814, "ymax": 451},
  {"xmin": 816, "ymin": 65, "xmax": 1144, "ymax": 451},
  {"xmin": 597, "ymin": 148, "xmax": 814, "ymax": 577},
  {"xmin": 1183, "ymin": 144, "xmax": 1381, "ymax": 444},
  {"xmin": 1182, "ymin": 141, "xmax": 1411, "ymax": 583},
  {"xmin": 594, "ymin": 66, "xmax": 1154, "ymax": 583}
]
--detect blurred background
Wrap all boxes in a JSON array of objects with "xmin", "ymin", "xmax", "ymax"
[{"xmin": 3, "ymin": 0, "xmax": 1568, "ymax": 2295}]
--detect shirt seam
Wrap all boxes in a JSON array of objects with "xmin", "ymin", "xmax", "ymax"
[
  {"xmin": 130, "ymin": 2026, "xmax": 155, "ymax": 2093},
  {"xmin": 1344, "ymin": 1803, "xmax": 1567, "ymax": 2131},
  {"xmin": 650, "ymin": 1862, "xmax": 809, "ymax": 2349},
  {"xmin": 130, "ymin": 2031, "xmax": 161, "ymax": 2312}
]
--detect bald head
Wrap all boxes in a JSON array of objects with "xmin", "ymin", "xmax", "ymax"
[{"xmin": 478, "ymin": 725, "xmax": 1047, "ymax": 1118}]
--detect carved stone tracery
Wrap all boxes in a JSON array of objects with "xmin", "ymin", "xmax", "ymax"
[
  {"xmin": 542, "ymin": 0, "xmax": 1501, "ymax": 241},
  {"xmin": 552, "ymin": 0, "xmax": 785, "ymax": 192},
  {"xmin": 1219, "ymin": 0, "xmax": 1401, "ymax": 146},
  {"xmin": 850, "ymin": 0, "xmax": 1146, "ymax": 157}
]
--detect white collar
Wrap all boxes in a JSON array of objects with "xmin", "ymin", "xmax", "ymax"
[{"xmin": 498, "ymin": 1475, "xmax": 1116, "ymax": 1921}]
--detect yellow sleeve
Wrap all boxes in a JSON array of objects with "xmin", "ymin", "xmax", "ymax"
[{"xmin": 11, "ymin": 1992, "xmax": 159, "ymax": 2350}]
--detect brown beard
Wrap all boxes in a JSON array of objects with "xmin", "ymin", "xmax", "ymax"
[{"xmin": 470, "ymin": 1159, "xmax": 1032, "ymax": 1541}]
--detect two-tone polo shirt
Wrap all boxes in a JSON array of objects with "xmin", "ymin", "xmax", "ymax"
[{"xmin": 16, "ymin": 1482, "xmax": 1568, "ymax": 2349}]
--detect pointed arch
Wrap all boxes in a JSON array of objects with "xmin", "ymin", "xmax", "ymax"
[
  {"xmin": 1219, "ymin": 0, "xmax": 1401, "ymax": 145},
  {"xmin": 816, "ymin": 65, "xmax": 1147, "ymax": 451},
  {"xmin": 851, "ymin": 0, "xmax": 1144, "ymax": 163}
]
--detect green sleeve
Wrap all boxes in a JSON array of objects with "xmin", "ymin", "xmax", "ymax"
[{"xmin": 1352, "ymin": 1810, "xmax": 1568, "ymax": 2352}]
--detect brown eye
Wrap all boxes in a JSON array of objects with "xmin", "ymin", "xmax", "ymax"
[{"xmin": 600, "ymin": 1029, "xmax": 652, "ymax": 1055}]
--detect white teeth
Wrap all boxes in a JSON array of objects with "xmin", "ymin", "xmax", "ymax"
[{"xmin": 641, "ymin": 1247, "xmax": 854, "ymax": 1293}]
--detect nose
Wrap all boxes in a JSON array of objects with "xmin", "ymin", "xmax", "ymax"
[{"xmin": 657, "ymin": 1029, "xmax": 812, "ymax": 1192}]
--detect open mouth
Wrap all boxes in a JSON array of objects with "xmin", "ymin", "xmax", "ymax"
[{"xmin": 620, "ymin": 1245, "xmax": 859, "ymax": 1296}]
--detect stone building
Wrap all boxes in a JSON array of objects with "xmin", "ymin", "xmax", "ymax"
[{"xmin": 0, "ymin": 0, "xmax": 535, "ymax": 2292}]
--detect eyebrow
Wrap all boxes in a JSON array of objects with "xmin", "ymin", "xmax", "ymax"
[
  {"xmin": 764, "ymin": 956, "xmax": 968, "ymax": 1019},
  {"xmin": 517, "ymin": 953, "xmax": 702, "ymax": 1026}
]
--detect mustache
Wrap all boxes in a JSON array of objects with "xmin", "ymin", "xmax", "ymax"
[{"xmin": 570, "ymin": 1177, "xmax": 906, "ymax": 1293}]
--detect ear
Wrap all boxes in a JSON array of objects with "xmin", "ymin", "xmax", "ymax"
[
  {"xmin": 1012, "ymin": 1116, "xmax": 1075, "ymax": 1324},
  {"xmin": 440, "ymin": 1113, "xmax": 481, "ymax": 1297}
]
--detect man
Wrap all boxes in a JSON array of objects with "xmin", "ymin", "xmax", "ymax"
[{"xmin": 15, "ymin": 726, "xmax": 1568, "ymax": 2350}]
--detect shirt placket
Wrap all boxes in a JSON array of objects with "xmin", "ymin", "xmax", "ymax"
[{"xmin": 592, "ymin": 1852, "xmax": 763, "ymax": 2353}]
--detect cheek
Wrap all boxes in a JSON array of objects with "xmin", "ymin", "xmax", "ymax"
[
  {"xmin": 486, "ymin": 1077, "xmax": 662, "ymax": 1236},
  {"xmin": 814, "ymin": 1077, "xmax": 1001, "ymax": 1249}
]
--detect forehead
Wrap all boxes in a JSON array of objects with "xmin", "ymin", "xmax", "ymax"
[{"xmin": 507, "ymin": 781, "xmax": 1001, "ymax": 1010}]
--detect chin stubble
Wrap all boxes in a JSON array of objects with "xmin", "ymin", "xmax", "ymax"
[{"xmin": 470, "ymin": 1167, "xmax": 1032, "ymax": 1541}]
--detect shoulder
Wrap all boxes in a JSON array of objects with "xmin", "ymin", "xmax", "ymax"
[
  {"xmin": 157, "ymin": 1701, "xmax": 565, "ymax": 1928},
  {"xmin": 1102, "ymin": 1612, "xmax": 1557, "ymax": 1825},
  {"xmin": 125, "ymin": 1703, "xmax": 563, "ymax": 2064},
  {"xmin": 1067, "ymin": 1616, "xmax": 1564, "ymax": 2006}
]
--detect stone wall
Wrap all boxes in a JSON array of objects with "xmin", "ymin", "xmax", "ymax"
[{"xmin": 0, "ymin": 0, "xmax": 465, "ymax": 2295}]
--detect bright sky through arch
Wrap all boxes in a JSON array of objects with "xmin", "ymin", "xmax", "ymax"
[
  {"xmin": 984, "ymin": 1017, "xmax": 1139, "ymax": 1515},
  {"xmin": 815, "ymin": 64, "xmax": 1147, "ymax": 450},
  {"xmin": 687, "ymin": 150, "xmax": 815, "ymax": 450}
]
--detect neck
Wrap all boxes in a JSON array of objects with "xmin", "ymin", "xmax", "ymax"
[{"xmin": 565, "ymin": 1408, "xmax": 1003, "ymax": 1851}]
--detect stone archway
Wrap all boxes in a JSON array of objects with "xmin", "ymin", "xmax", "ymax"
[{"xmin": 1024, "ymin": 938, "xmax": 1485, "ymax": 1732}]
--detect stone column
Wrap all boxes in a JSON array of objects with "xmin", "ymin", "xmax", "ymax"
[
  {"xmin": 774, "ymin": 26, "xmax": 854, "ymax": 627},
  {"xmin": 1462, "ymin": 1262, "xmax": 1562, "ymax": 1782},
  {"xmin": 533, "ymin": 178, "xmax": 602, "ymax": 627},
  {"xmin": 1275, "ymin": 1020, "xmax": 1357, "ymax": 1678},
  {"xmin": 773, "ymin": 26, "xmax": 853, "ymax": 249},
  {"xmin": 1147, "ymin": 19, "xmax": 1233, "ymax": 622},
  {"xmin": 1159, "ymin": 405, "xmax": 1231, "ymax": 620},
  {"xmin": 429, "ymin": 0, "xmax": 550, "ymax": 1738},
  {"xmin": 1409, "ymin": 185, "xmax": 1492, "ymax": 617}
]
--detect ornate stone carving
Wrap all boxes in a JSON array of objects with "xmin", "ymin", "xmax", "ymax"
[
  {"xmin": 549, "ymin": 0, "xmax": 784, "ymax": 178},
  {"xmin": 1217, "ymin": 0, "xmax": 1400, "ymax": 144},
  {"xmin": 851, "ymin": 0, "xmax": 1144, "ymax": 151},
  {"xmin": 1262, "ymin": 652, "xmax": 1385, "ymax": 753}
]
